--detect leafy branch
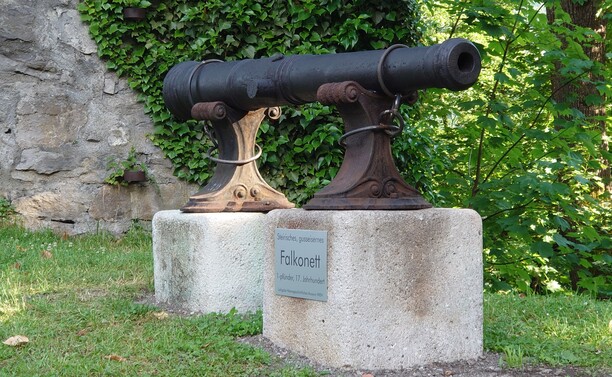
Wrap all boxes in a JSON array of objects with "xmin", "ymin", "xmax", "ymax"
[{"xmin": 482, "ymin": 71, "xmax": 589, "ymax": 186}]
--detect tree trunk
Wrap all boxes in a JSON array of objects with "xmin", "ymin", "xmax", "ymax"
[{"xmin": 546, "ymin": 0, "xmax": 609, "ymax": 194}]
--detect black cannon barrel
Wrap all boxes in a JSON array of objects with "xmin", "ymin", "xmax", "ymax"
[{"xmin": 163, "ymin": 38, "xmax": 481, "ymax": 121}]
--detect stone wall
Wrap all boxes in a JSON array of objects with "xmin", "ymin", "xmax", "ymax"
[{"xmin": 0, "ymin": 0, "xmax": 198, "ymax": 234}]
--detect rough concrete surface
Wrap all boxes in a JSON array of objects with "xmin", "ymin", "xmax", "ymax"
[
  {"xmin": 153, "ymin": 210, "xmax": 267, "ymax": 314},
  {"xmin": 264, "ymin": 208, "xmax": 483, "ymax": 370}
]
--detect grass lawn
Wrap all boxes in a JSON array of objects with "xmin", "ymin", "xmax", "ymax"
[{"xmin": 1, "ymin": 223, "xmax": 610, "ymax": 376}]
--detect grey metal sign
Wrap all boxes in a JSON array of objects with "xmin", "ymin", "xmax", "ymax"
[{"xmin": 275, "ymin": 228, "xmax": 328, "ymax": 302}]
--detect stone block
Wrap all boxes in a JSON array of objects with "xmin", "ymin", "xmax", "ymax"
[
  {"xmin": 15, "ymin": 148, "xmax": 72, "ymax": 174},
  {"xmin": 153, "ymin": 210, "xmax": 267, "ymax": 314},
  {"xmin": 263, "ymin": 208, "xmax": 483, "ymax": 370},
  {"xmin": 89, "ymin": 186, "xmax": 131, "ymax": 220},
  {"xmin": 13, "ymin": 189, "xmax": 89, "ymax": 233}
]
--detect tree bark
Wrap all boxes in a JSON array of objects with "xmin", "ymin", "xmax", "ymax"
[{"xmin": 546, "ymin": 0, "xmax": 609, "ymax": 194}]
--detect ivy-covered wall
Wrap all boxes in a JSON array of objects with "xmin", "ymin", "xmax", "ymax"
[{"xmin": 77, "ymin": 0, "xmax": 433, "ymax": 205}]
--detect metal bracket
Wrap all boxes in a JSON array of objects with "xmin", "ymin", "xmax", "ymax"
[
  {"xmin": 182, "ymin": 102, "xmax": 294, "ymax": 212},
  {"xmin": 303, "ymin": 81, "xmax": 432, "ymax": 210}
]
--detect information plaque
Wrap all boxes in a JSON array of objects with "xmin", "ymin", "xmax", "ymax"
[{"xmin": 275, "ymin": 228, "xmax": 328, "ymax": 302}]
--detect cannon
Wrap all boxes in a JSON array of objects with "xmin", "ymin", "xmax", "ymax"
[{"xmin": 163, "ymin": 38, "xmax": 481, "ymax": 212}]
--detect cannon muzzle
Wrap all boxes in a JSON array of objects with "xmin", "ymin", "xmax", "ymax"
[{"xmin": 163, "ymin": 38, "xmax": 481, "ymax": 120}]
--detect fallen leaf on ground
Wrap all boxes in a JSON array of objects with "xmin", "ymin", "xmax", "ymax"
[
  {"xmin": 76, "ymin": 329, "xmax": 89, "ymax": 336},
  {"xmin": 201, "ymin": 342, "xmax": 212, "ymax": 350},
  {"xmin": 104, "ymin": 354, "xmax": 126, "ymax": 362},
  {"xmin": 153, "ymin": 311, "xmax": 169, "ymax": 320},
  {"xmin": 41, "ymin": 250, "xmax": 53, "ymax": 259},
  {"xmin": 362, "ymin": 374, "xmax": 374, "ymax": 377},
  {"xmin": 13, "ymin": 262, "xmax": 21, "ymax": 269},
  {"xmin": 3, "ymin": 335, "xmax": 29, "ymax": 347},
  {"xmin": 444, "ymin": 370, "xmax": 454, "ymax": 376}
]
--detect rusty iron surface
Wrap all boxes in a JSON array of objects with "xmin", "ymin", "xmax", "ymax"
[
  {"xmin": 163, "ymin": 39, "xmax": 481, "ymax": 119},
  {"xmin": 182, "ymin": 105, "xmax": 294, "ymax": 213},
  {"xmin": 303, "ymin": 81, "xmax": 431, "ymax": 210}
]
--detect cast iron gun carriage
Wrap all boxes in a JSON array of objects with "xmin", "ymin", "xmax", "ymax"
[{"xmin": 163, "ymin": 38, "xmax": 481, "ymax": 212}]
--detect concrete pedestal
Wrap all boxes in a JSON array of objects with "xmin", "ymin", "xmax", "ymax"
[
  {"xmin": 263, "ymin": 209, "xmax": 483, "ymax": 370},
  {"xmin": 153, "ymin": 210, "xmax": 266, "ymax": 313}
]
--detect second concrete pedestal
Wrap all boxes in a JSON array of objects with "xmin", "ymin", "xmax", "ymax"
[
  {"xmin": 263, "ymin": 208, "xmax": 483, "ymax": 370},
  {"xmin": 153, "ymin": 210, "xmax": 266, "ymax": 314}
]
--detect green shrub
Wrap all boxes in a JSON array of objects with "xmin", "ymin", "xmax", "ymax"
[{"xmin": 0, "ymin": 197, "xmax": 16, "ymax": 221}]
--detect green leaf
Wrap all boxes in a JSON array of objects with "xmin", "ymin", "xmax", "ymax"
[
  {"xmin": 553, "ymin": 216, "xmax": 570, "ymax": 231},
  {"xmin": 531, "ymin": 241, "xmax": 554, "ymax": 258},
  {"xmin": 552, "ymin": 233, "xmax": 572, "ymax": 248},
  {"xmin": 242, "ymin": 45, "xmax": 256, "ymax": 59},
  {"xmin": 458, "ymin": 99, "xmax": 485, "ymax": 110},
  {"xmin": 244, "ymin": 34, "xmax": 257, "ymax": 44},
  {"xmin": 494, "ymin": 72, "xmax": 510, "ymax": 84},
  {"xmin": 582, "ymin": 226, "xmax": 600, "ymax": 242}
]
